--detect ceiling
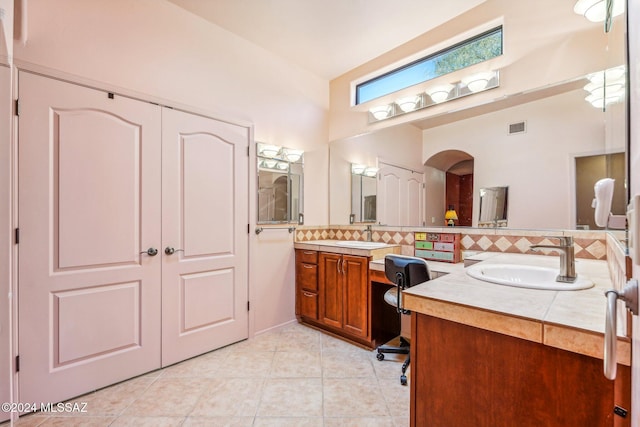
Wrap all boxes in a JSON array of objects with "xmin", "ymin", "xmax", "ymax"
[{"xmin": 167, "ymin": 0, "xmax": 486, "ymax": 80}]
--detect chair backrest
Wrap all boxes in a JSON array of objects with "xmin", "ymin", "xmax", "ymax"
[{"xmin": 384, "ymin": 255, "xmax": 431, "ymax": 290}]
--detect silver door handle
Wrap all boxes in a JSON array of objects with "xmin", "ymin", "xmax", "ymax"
[
  {"xmin": 140, "ymin": 248, "xmax": 158, "ymax": 256},
  {"xmin": 604, "ymin": 279, "xmax": 638, "ymax": 380},
  {"xmin": 164, "ymin": 247, "xmax": 184, "ymax": 255}
]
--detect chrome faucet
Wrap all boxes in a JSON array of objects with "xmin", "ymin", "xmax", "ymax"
[
  {"xmin": 363, "ymin": 224, "xmax": 373, "ymax": 242},
  {"xmin": 529, "ymin": 236, "xmax": 576, "ymax": 283}
]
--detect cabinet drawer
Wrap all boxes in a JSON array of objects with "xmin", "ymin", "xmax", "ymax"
[
  {"xmin": 299, "ymin": 290, "xmax": 318, "ymax": 320},
  {"xmin": 297, "ymin": 250, "xmax": 318, "ymax": 264},
  {"xmin": 297, "ymin": 263, "xmax": 318, "ymax": 292}
]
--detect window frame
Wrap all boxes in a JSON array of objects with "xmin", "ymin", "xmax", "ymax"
[{"xmin": 355, "ymin": 26, "xmax": 503, "ymax": 105}]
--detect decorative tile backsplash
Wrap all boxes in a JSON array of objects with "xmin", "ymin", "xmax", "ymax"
[{"xmin": 295, "ymin": 226, "xmax": 609, "ymax": 260}]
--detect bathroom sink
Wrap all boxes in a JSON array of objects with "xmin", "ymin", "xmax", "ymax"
[
  {"xmin": 335, "ymin": 241, "xmax": 390, "ymax": 249},
  {"xmin": 465, "ymin": 264, "xmax": 594, "ymax": 291}
]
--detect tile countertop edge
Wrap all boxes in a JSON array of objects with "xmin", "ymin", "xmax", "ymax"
[{"xmin": 403, "ymin": 285, "xmax": 631, "ymax": 367}]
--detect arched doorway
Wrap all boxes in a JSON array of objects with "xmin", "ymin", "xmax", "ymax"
[{"xmin": 425, "ymin": 150, "xmax": 474, "ymax": 227}]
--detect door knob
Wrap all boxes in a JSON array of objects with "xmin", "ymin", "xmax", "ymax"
[
  {"xmin": 164, "ymin": 247, "xmax": 184, "ymax": 255},
  {"xmin": 140, "ymin": 247, "xmax": 158, "ymax": 256}
]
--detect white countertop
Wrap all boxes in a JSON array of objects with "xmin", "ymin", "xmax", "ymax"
[
  {"xmin": 400, "ymin": 252, "xmax": 630, "ymax": 364},
  {"xmin": 294, "ymin": 240, "xmax": 400, "ymax": 259}
]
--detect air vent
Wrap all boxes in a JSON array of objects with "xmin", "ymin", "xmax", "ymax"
[{"xmin": 508, "ymin": 121, "xmax": 526, "ymax": 135}]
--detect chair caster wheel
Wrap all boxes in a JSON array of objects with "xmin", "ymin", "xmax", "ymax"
[
  {"xmin": 376, "ymin": 352, "xmax": 385, "ymax": 361},
  {"xmin": 400, "ymin": 375, "xmax": 407, "ymax": 386}
]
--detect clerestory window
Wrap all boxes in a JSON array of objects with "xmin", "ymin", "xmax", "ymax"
[{"xmin": 355, "ymin": 26, "xmax": 503, "ymax": 105}]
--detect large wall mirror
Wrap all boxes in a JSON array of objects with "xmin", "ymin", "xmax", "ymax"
[
  {"xmin": 257, "ymin": 143, "xmax": 304, "ymax": 224},
  {"xmin": 329, "ymin": 1, "xmax": 628, "ymax": 234},
  {"xmin": 351, "ymin": 164, "xmax": 378, "ymax": 223}
]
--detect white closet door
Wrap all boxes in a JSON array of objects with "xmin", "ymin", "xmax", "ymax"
[
  {"xmin": 0, "ymin": 65, "xmax": 11, "ymax": 423},
  {"xmin": 160, "ymin": 108, "xmax": 249, "ymax": 367},
  {"xmin": 18, "ymin": 72, "xmax": 162, "ymax": 405},
  {"xmin": 378, "ymin": 163, "xmax": 425, "ymax": 227}
]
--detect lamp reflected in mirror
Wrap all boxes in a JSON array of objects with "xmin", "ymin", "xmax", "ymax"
[{"xmin": 445, "ymin": 205, "xmax": 458, "ymax": 226}]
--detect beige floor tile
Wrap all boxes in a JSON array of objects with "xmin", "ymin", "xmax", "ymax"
[
  {"xmin": 270, "ymin": 350, "xmax": 321, "ymax": 378},
  {"xmin": 109, "ymin": 416, "xmax": 185, "ymax": 426},
  {"xmin": 123, "ymin": 377, "xmax": 208, "ymax": 417},
  {"xmin": 324, "ymin": 417, "xmax": 397, "ymax": 427},
  {"xmin": 213, "ymin": 351, "xmax": 275, "ymax": 378},
  {"xmin": 323, "ymin": 378, "xmax": 390, "ymax": 417},
  {"xmin": 36, "ymin": 417, "xmax": 116, "ymax": 426},
  {"xmin": 5, "ymin": 323, "xmax": 412, "ymax": 426},
  {"xmin": 393, "ymin": 415, "xmax": 410, "ymax": 427},
  {"xmin": 6, "ymin": 414, "xmax": 49, "ymax": 426},
  {"xmin": 253, "ymin": 417, "xmax": 324, "ymax": 426},
  {"xmin": 190, "ymin": 378, "xmax": 264, "ymax": 417},
  {"xmin": 322, "ymin": 350, "xmax": 377, "ymax": 378},
  {"xmin": 277, "ymin": 329, "xmax": 322, "ymax": 352},
  {"xmin": 257, "ymin": 378, "xmax": 323, "ymax": 417},
  {"xmin": 161, "ymin": 350, "xmax": 228, "ymax": 378},
  {"xmin": 182, "ymin": 416, "xmax": 255, "ymax": 426},
  {"xmin": 378, "ymin": 378, "xmax": 410, "ymax": 417}
]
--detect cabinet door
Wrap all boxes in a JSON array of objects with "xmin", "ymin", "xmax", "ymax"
[
  {"xmin": 319, "ymin": 253, "xmax": 343, "ymax": 329},
  {"xmin": 342, "ymin": 255, "xmax": 369, "ymax": 338}
]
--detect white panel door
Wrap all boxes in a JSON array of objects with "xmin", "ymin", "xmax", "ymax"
[
  {"xmin": 18, "ymin": 72, "xmax": 162, "ymax": 405},
  {"xmin": 0, "ymin": 65, "xmax": 11, "ymax": 423},
  {"xmin": 378, "ymin": 163, "xmax": 425, "ymax": 227},
  {"xmin": 160, "ymin": 108, "xmax": 248, "ymax": 366}
]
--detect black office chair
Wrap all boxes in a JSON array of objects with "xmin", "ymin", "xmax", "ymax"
[{"xmin": 376, "ymin": 254, "xmax": 431, "ymax": 385}]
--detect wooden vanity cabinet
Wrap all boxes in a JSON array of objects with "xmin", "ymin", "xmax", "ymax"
[
  {"xmin": 411, "ymin": 313, "xmax": 631, "ymax": 427},
  {"xmin": 295, "ymin": 249, "xmax": 319, "ymax": 320},
  {"xmin": 295, "ymin": 249, "xmax": 371, "ymax": 345}
]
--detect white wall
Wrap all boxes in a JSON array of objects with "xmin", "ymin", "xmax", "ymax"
[
  {"xmin": 8, "ymin": 0, "xmax": 331, "ymax": 339},
  {"xmin": 329, "ymin": 123, "xmax": 423, "ymax": 224},
  {"xmin": 423, "ymin": 88, "xmax": 622, "ymax": 229}
]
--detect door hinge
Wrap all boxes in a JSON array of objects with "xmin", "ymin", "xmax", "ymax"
[
  {"xmin": 247, "ymin": 301, "xmax": 250, "ymax": 311},
  {"xmin": 14, "ymin": 228, "xmax": 19, "ymax": 244},
  {"xmin": 107, "ymin": 92, "xmax": 114, "ymax": 99},
  {"xmin": 14, "ymin": 99, "xmax": 19, "ymax": 116},
  {"xmin": 15, "ymin": 355, "xmax": 19, "ymax": 372},
  {"xmin": 247, "ymin": 146, "xmax": 250, "ymax": 156},
  {"xmin": 247, "ymin": 224, "xmax": 250, "ymax": 234}
]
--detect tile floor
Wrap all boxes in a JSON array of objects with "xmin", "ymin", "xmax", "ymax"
[{"xmin": 6, "ymin": 322, "xmax": 410, "ymax": 426}]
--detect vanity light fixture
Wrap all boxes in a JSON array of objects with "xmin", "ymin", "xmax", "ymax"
[
  {"xmin": 426, "ymin": 84, "xmax": 455, "ymax": 103},
  {"xmin": 363, "ymin": 167, "xmax": 379, "ymax": 177},
  {"xmin": 351, "ymin": 164, "xmax": 367, "ymax": 175},
  {"xmin": 283, "ymin": 148, "xmax": 304, "ymax": 163},
  {"xmin": 369, "ymin": 105, "xmax": 393, "ymax": 120},
  {"xmin": 262, "ymin": 159, "xmax": 277, "ymax": 169},
  {"xmin": 275, "ymin": 162, "xmax": 289, "ymax": 170},
  {"xmin": 257, "ymin": 143, "xmax": 281, "ymax": 158},
  {"xmin": 396, "ymin": 95, "xmax": 422, "ymax": 112},
  {"xmin": 462, "ymin": 71, "xmax": 496, "ymax": 93},
  {"xmin": 583, "ymin": 65, "xmax": 626, "ymax": 108},
  {"xmin": 367, "ymin": 70, "xmax": 499, "ymax": 123},
  {"xmin": 573, "ymin": 0, "xmax": 624, "ymax": 22}
]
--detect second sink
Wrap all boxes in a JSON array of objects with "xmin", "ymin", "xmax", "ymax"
[{"xmin": 466, "ymin": 264, "xmax": 594, "ymax": 291}]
